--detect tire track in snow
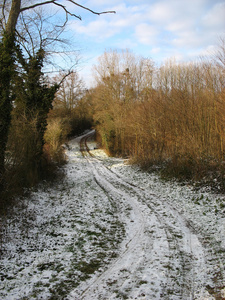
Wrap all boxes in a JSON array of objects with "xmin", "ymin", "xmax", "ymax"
[
  {"xmin": 70, "ymin": 131, "xmax": 207, "ymax": 299},
  {"xmin": 94, "ymin": 136, "xmax": 207, "ymax": 298},
  {"xmin": 92, "ymin": 160, "xmax": 206, "ymax": 299},
  {"xmin": 73, "ymin": 132, "xmax": 150, "ymax": 299}
]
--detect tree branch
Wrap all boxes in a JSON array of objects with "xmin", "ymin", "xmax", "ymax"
[
  {"xmin": 1, "ymin": 0, "xmax": 7, "ymax": 26},
  {"xmin": 20, "ymin": 1, "xmax": 56, "ymax": 13},
  {"xmin": 20, "ymin": 1, "xmax": 82, "ymax": 20},
  {"xmin": 67, "ymin": 0, "xmax": 116, "ymax": 17},
  {"xmin": 53, "ymin": 1, "xmax": 81, "ymax": 21},
  {"xmin": 58, "ymin": 70, "xmax": 74, "ymax": 86},
  {"xmin": 20, "ymin": 0, "xmax": 116, "ymax": 20}
]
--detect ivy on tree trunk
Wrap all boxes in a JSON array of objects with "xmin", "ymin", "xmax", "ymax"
[
  {"xmin": 14, "ymin": 47, "xmax": 59, "ymax": 183},
  {"xmin": 0, "ymin": 34, "xmax": 15, "ymax": 186}
]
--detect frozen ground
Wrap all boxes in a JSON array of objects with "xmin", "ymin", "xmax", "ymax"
[{"xmin": 0, "ymin": 130, "xmax": 225, "ymax": 300}]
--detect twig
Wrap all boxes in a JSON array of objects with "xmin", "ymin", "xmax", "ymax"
[{"xmin": 20, "ymin": 0, "xmax": 116, "ymax": 21}]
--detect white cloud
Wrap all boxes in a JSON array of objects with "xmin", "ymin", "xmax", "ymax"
[
  {"xmin": 114, "ymin": 38, "xmax": 138, "ymax": 50},
  {"xmin": 85, "ymin": 0, "xmax": 121, "ymax": 9},
  {"xmin": 147, "ymin": 1, "xmax": 175, "ymax": 24},
  {"xmin": 171, "ymin": 30, "xmax": 202, "ymax": 48},
  {"xmin": 68, "ymin": 3, "xmax": 145, "ymax": 41},
  {"xmin": 69, "ymin": 19, "xmax": 119, "ymax": 40},
  {"xmin": 166, "ymin": 19, "xmax": 194, "ymax": 33},
  {"xmin": 135, "ymin": 23, "xmax": 158, "ymax": 45},
  {"xmin": 139, "ymin": 0, "xmax": 224, "ymax": 55},
  {"xmin": 151, "ymin": 47, "xmax": 161, "ymax": 54},
  {"xmin": 202, "ymin": 2, "xmax": 225, "ymax": 29},
  {"xmin": 65, "ymin": 0, "xmax": 224, "ymax": 69}
]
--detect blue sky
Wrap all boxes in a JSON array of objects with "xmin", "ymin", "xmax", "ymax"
[{"xmin": 57, "ymin": 0, "xmax": 225, "ymax": 87}]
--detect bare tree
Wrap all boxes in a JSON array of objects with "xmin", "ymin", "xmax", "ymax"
[
  {"xmin": 54, "ymin": 71, "xmax": 85, "ymax": 113},
  {"xmin": 1, "ymin": 0, "xmax": 115, "ymax": 35},
  {"xmin": 0, "ymin": 0, "xmax": 115, "ymax": 190}
]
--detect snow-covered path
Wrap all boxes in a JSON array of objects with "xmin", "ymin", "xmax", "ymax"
[{"xmin": 0, "ymin": 131, "xmax": 225, "ymax": 299}]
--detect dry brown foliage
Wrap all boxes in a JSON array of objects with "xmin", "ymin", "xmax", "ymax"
[{"xmin": 91, "ymin": 45, "xmax": 225, "ymax": 189}]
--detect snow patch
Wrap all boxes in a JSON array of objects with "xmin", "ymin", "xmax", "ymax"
[{"xmin": 0, "ymin": 132, "xmax": 224, "ymax": 299}]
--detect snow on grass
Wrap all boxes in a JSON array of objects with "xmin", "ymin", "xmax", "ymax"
[
  {"xmin": 0, "ymin": 132, "xmax": 225, "ymax": 299},
  {"xmin": 0, "ymin": 137, "xmax": 125, "ymax": 299},
  {"xmin": 108, "ymin": 161, "xmax": 225, "ymax": 298}
]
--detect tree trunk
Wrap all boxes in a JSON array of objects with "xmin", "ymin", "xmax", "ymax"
[
  {"xmin": 5, "ymin": 0, "xmax": 22, "ymax": 35},
  {"xmin": 0, "ymin": 0, "xmax": 21, "ymax": 188},
  {"xmin": 0, "ymin": 35, "xmax": 15, "ymax": 187}
]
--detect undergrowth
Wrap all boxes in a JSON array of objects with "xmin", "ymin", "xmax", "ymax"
[{"xmin": 159, "ymin": 156, "xmax": 225, "ymax": 193}]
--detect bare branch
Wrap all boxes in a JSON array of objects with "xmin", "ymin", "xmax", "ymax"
[
  {"xmin": 67, "ymin": 0, "xmax": 116, "ymax": 17},
  {"xmin": 58, "ymin": 70, "xmax": 74, "ymax": 86},
  {"xmin": 1, "ymin": 0, "xmax": 7, "ymax": 27},
  {"xmin": 20, "ymin": 1, "xmax": 57, "ymax": 13},
  {"xmin": 21, "ymin": 14, "xmax": 35, "ymax": 56},
  {"xmin": 20, "ymin": 0, "xmax": 116, "ymax": 20},
  {"xmin": 52, "ymin": 1, "xmax": 81, "ymax": 21},
  {"xmin": 20, "ymin": 1, "xmax": 82, "ymax": 20}
]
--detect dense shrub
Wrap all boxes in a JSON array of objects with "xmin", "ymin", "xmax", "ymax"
[{"xmin": 91, "ymin": 45, "xmax": 225, "ymax": 191}]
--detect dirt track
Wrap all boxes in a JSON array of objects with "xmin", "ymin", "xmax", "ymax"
[
  {"xmin": 0, "ymin": 130, "xmax": 224, "ymax": 300},
  {"xmin": 69, "ymin": 130, "xmax": 225, "ymax": 299}
]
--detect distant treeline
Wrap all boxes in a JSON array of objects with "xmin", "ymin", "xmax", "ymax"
[
  {"xmin": 2, "ymin": 39, "xmax": 224, "ymax": 205},
  {"xmin": 89, "ymin": 41, "xmax": 225, "ymax": 190}
]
